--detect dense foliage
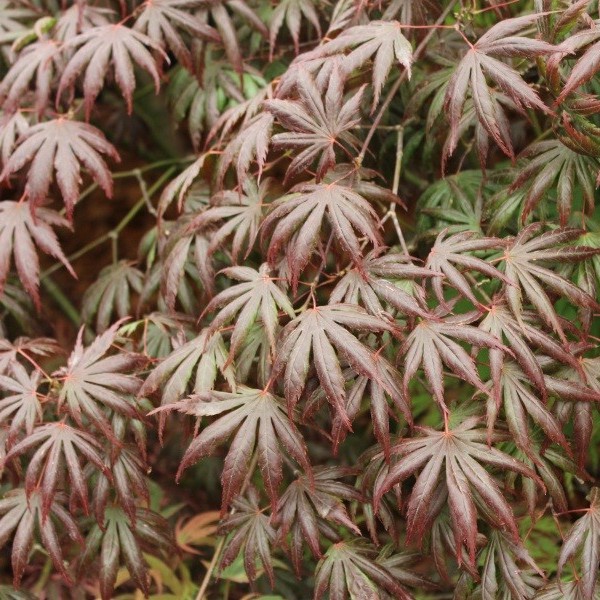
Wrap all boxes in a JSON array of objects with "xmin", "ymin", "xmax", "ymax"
[{"xmin": 1, "ymin": 0, "xmax": 600, "ymax": 598}]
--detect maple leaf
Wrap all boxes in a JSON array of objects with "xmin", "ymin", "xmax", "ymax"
[
  {"xmin": 305, "ymin": 358, "xmax": 411, "ymax": 456},
  {"xmin": 558, "ymin": 487, "xmax": 600, "ymax": 600},
  {"xmin": 330, "ymin": 249, "xmax": 433, "ymax": 318},
  {"xmin": 58, "ymin": 24, "xmax": 166, "ymax": 117},
  {"xmin": 0, "ymin": 111, "xmax": 28, "ymax": 170},
  {"xmin": 444, "ymin": 15, "xmax": 555, "ymax": 162},
  {"xmin": 218, "ymin": 486, "xmax": 275, "ymax": 585},
  {"xmin": 373, "ymin": 417, "xmax": 541, "ymax": 568},
  {"xmin": 314, "ymin": 539, "xmax": 412, "ymax": 600},
  {"xmin": 402, "ymin": 310, "xmax": 507, "ymax": 414},
  {"xmin": 274, "ymin": 466, "xmax": 361, "ymax": 574},
  {"xmin": 493, "ymin": 361, "xmax": 570, "ymax": 459},
  {"xmin": 0, "ymin": 201, "xmax": 74, "ymax": 309},
  {"xmin": 264, "ymin": 67, "xmax": 364, "ymax": 183},
  {"xmin": 1, "ymin": 118, "xmax": 120, "ymax": 218},
  {"xmin": 0, "ymin": 336, "xmax": 59, "ymax": 374},
  {"xmin": 3, "ymin": 422, "xmax": 106, "ymax": 517},
  {"xmin": 425, "ymin": 230, "xmax": 509, "ymax": 308},
  {"xmin": 534, "ymin": 580, "xmax": 600, "ymax": 600},
  {"xmin": 82, "ymin": 260, "xmax": 144, "ymax": 333},
  {"xmin": 308, "ymin": 20, "xmax": 413, "ymax": 107},
  {"xmin": 140, "ymin": 328, "xmax": 236, "ymax": 417},
  {"xmin": 203, "ymin": 264, "xmax": 294, "ymax": 358},
  {"xmin": 272, "ymin": 304, "xmax": 396, "ymax": 428},
  {"xmin": 197, "ymin": 0, "xmax": 268, "ymax": 74},
  {"xmin": 0, "ymin": 362, "xmax": 42, "ymax": 443},
  {"xmin": 133, "ymin": 0, "xmax": 221, "ymax": 68},
  {"xmin": 0, "ymin": 40, "xmax": 62, "ymax": 115},
  {"xmin": 54, "ymin": 322, "xmax": 145, "ymax": 440},
  {"xmin": 474, "ymin": 531, "xmax": 544, "ymax": 599},
  {"xmin": 269, "ymin": 0, "xmax": 321, "ymax": 58},
  {"xmin": 0, "ymin": 489, "xmax": 82, "ymax": 587},
  {"xmin": 77, "ymin": 505, "xmax": 173, "ymax": 600},
  {"xmin": 183, "ymin": 178, "xmax": 265, "ymax": 262},
  {"xmin": 555, "ymin": 27, "xmax": 600, "ymax": 104},
  {"xmin": 500, "ymin": 224, "xmax": 600, "ymax": 343},
  {"xmin": 53, "ymin": 4, "xmax": 114, "ymax": 41},
  {"xmin": 510, "ymin": 139, "xmax": 600, "ymax": 225},
  {"xmin": 262, "ymin": 182, "xmax": 383, "ymax": 289},
  {"xmin": 479, "ymin": 300, "xmax": 581, "ymax": 404},
  {"xmin": 156, "ymin": 386, "xmax": 310, "ymax": 509},
  {"xmin": 158, "ymin": 217, "xmax": 215, "ymax": 311}
]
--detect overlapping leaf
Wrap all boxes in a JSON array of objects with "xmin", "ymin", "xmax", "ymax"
[
  {"xmin": 156, "ymin": 386, "xmax": 310, "ymax": 509},
  {"xmin": 500, "ymin": 224, "xmax": 600, "ymax": 342},
  {"xmin": 262, "ymin": 182, "xmax": 383, "ymax": 289},
  {"xmin": 1, "ymin": 118, "xmax": 120, "ymax": 217},
  {"xmin": 0, "ymin": 201, "xmax": 74, "ymax": 308},
  {"xmin": 265, "ymin": 68, "xmax": 363, "ymax": 182},
  {"xmin": 0, "ymin": 489, "xmax": 82, "ymax": 587},
  {"xmin": 373, "ymin": 417, "xmax": 541, "ymax": 568},
  {"xmin": 445, "ymin": 15, "xmax": 555, "ymax": 162},
  {"xmin": 273, "ymin": 304, "xmax": 396, "ymax": 428},
  {"xmin": 54, "ymin": 323, "xmax": 144, "ymax": 439},
  {"xmin": 58, "ymin": 24, "xmax": 166, "ymax": 117},
  {"xmin": 203, "ymin": 264, "xmax": 294, "ymax": 357}
]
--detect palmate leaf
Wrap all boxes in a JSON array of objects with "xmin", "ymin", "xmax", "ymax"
[
  {"xmin": 0, "ymin": 1, "xmax": 34, "ymax": 45},
  {"xmin": 373, "ymin": 417, "xmax": 541, "ymax": 568},
  {"xmin": 77, "ymin": 505, "xmax": 173, "ymax": 600},
  {"xmin": 269, "ymin": 0, "xmax": 321, "ymax": 57},
  {"xmin": 493, "ymin": 361, "xmax": 570, "ymax": 459},
  {"xmin": 0, "ymin": 111, "xmax": 28, "ymax": 170},
  {"xmin": 197, "ymin": 0, "xmax": 268, "ymax": 75},
  {"xmin": 262, "ymin": 182, "xmax": 383, "ymax": 289},
  {"xmin": 54, "ymin": 322, "xmax": 145, "ymax": 439},
  {"xmin": 82, "ymin": 261, "xmax": 143, "ymax": 333},
  {"xmin": 535, "ymin": 580, "xmax": 600, "ymax": 600},
  {"xmin": 183, "ymin": 177, "xmax": 265, "ymax": 262},
  {"xmin": 218, "ymin": 486, "xmax": 275, "ymax": 585},
  {"xmin": 426, "ymin": 230, "xmax": 508, "ymax": 308},
  {"xmin": 330, "ymin": 249, "xmax": 433, "ymax": 318},
  {"xmin": 139, "ymin": 328, "xmax": 236, "ymax": 414},
  {"xmin": 479, "ymin": 301, "xmax": 581, "ymax": 404},
  {"xmin": 156, "ymin": 386, "xmax": 310, "ymax": 509},
  {"xmin": 58, "ymin": 24, "xmax": 166, "ymax": 117},
  {"xmin": 555, "ymin": 27, "xmax": 600, "ymax": 104},
  {"xmin": 0, "ymin": 40, "xmax": 62, "ymax": 115},
  {"xmin": 133, "ymin": 0, "xmax": 221, "ymax": 68},
  {"xmin": 0, "ymin": 362, "xmax": 42, "ymax": 443},
  {"xmin": 304, "ymin": 359, "xmax": 411, "ymax": 456},
  {"xmin": 158, "ymin": 217, "xmax": 215, "ymax": 311},
  {"xmin": 0, "ymin": 118, "xmax": 120, "ymax": 218},
  {"xmin": 0, "ymin": 201, "xmax": 74, "ymax": 309},
  {"xmin": 274, "ymin": 466, "xmax": 361, "ymax": 575},
  {"xmin": 314, "ymin": 539, "xmax": 412, "ymax": 600},
  {"xmin": 558, "ymin": 488, "xmax": 600, "ymax": 600},
  {"xmin": 0, "ymin": 336, "xmax": 59, "ymax": 374},
  {"xmin": 272, "ymin": 304, "xmax": 396, "ymax": 429},
  {"xmin": 500, "ymin": 224, "xmax": 600, "ymax": 343},
  {"xmin": 0, "ymin": 489, "xmax": 82, "ymax": 587},
  {"xmin": 475, "ymin": 530, "xmax": 543, "ymax": 600},
  {"xmin": 53, "ymin": 4, "xmax": 113, "ymax": 41},
  {"xmin": 265, "ymin": 67, "xmax": 364, "ymax": 183},
  {"xmin": 444, "ymin": 14, "xmax": 555, "ymax": 162},
  {"xmin": 307, "ymin": 20, "xmax": 413, "ymax": 107},
  {"xmin": 402, "ymin": 310, "xmax": 507, "ymax": 414},
  {"xmin": 203, "ymin": 264, "xmax": 294, "ymax": 357},
  {"xmin": 3, "ymin": 422, "xmax": 106, "ymax": 517},
  {"xmin": 510, "ymin": 139, "xmax": 600, "ymax": 225}
]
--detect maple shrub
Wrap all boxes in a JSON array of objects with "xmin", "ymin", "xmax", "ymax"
[{"xmin": 3, "ymin": 0, "xmax": 600, "ymax": 598}]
